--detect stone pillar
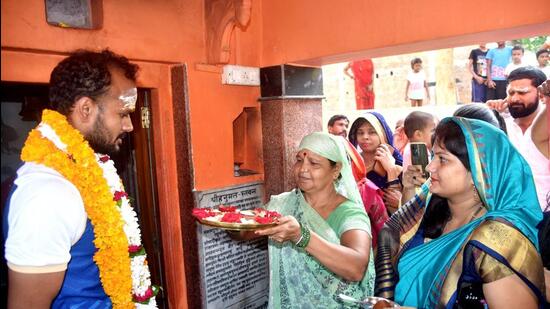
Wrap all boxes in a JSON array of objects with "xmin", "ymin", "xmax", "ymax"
[
  {"xmin": 259, "ymin": 64, "xmax": 323, "ymax": 199},
  {"xmin": 435, "ymin": 48, "xmax": 457, "ymax": 105}
]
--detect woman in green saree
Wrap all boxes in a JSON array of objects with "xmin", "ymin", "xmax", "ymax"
[
  {"xmin": 254, "ymin": 132, "xmax": 376, "ymax": 308},
  {"xmin": 375, "ymin": 117, "xmax": 546, "ymax": 308}
]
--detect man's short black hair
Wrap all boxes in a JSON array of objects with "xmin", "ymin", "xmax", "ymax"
[
  {"xmin": 512, "ymin": 45, "xmax": 524, "ymax": 53},
  {"xmin": 404, "ymin": 111, "xmax": 434, "ymax": 139},
  {"xmin": 507, "ymin": 66, "xmax": 547, "ymax": 88},
  {"xmin": 49, "ymin": 49, "xmax": 139, "ymax": 115},
  {"xmin": 327, "ymin": 114, "xmax": 349, "ymax": 127},
  {"xmin": 536, "ymin": 48, "xmax": 549, "ymax": 59}
]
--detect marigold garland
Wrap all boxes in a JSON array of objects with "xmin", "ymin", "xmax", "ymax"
[{"xmin": 21, "ymin": 109, "xmax": 157, "ymax": 308}]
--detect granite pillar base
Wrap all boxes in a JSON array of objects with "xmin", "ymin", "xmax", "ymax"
[{"xmin": 260, "ymin": 98, "xmax": 323, "ymax": 199}]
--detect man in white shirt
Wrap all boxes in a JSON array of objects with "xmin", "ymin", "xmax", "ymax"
[
  {"xmin": 487, "ymin": 66, "xmax": 549, "ymax": 210},
  {"xmin": 3, "ymin": 50, "xmax": 156, "ymax": 308}
]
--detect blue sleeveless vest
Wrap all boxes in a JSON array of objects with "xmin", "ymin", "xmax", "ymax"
[{"xmin": 4, "ymin": 184, "xmax": 112, "ymax": 308}]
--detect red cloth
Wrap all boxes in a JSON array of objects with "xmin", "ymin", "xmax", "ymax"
[
  {"xmin": 343, "ymin": 139, "xmax": 388, "ymax": 247},
  {"xmin": 343, "ymin": 140, "xmax": 366, "ymax": 182},
  {"xmin": 350, "ymin": 59, "xmax": 375, "ymax": 109},
  {"xmin": 358, "ymin": 178, "xmax": 388, "ymax": 248}
]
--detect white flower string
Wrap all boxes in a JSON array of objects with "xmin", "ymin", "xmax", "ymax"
[
  {"xmin": 96, "ymin": 154, "xmax": 158, "ymax": 307},
  {"xmin": 36, "ymin": 115, "xmax": 158, "ymax": 308}
]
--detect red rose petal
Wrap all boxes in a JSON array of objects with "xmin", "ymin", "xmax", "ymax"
[
  {"xmin": 220, "ymin": 212, "xmax": 243, "ymax": 223},
  {"xmin": 192, "ymin": 208, "xmax": 216, "ymax": 219}
]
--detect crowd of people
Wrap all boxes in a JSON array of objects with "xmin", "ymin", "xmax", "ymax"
[
  {"xmin": 468, "ymin": 41, "xmax": 550, "ymax": 102},
  {"xmin": 326, "ymin": 66, "xmax": 549, "ymax": 308},
  {"xmin": 249, "ymin": 61, "xmax": 549, "ymax": 307},
  {"xmin": 2, "ymin": 44, "xmax": 548, "ymax": 308},
  {"xmin": 239, "ymin": 63, "xmax": 548, "ymax": 308}
]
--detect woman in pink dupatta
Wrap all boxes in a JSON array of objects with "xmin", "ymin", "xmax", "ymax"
[{"xmin": 344, "ymin": 139, "xmax": 388, "ymax": 247}]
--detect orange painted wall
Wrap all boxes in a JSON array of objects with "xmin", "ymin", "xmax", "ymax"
[
  {"xmin": 2, "ymin": 1, "xmax": 263, "ymax": 308},
  {"xmin": 1, "ymin": 0, "xmax": 264, "ymax": 192},
  {"xmin": 261, "ymin": 0, "xmax": 550, "ymax": 66}
]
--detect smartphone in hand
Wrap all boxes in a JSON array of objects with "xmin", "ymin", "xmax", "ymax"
[{"xmin": 410, "ymin": 142, "xmax": 429, "ymax": 178}]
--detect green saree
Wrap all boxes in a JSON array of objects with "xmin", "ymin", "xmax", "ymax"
[
  {"xmin": 266, "ymin": 190, "xmax": 375, "ymax": 308},
  {"xmin": 266, "ymin": 132, "xmax": 375, "ymax": 308}
]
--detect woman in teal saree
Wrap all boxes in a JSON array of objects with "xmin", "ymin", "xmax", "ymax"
[
  {"xmin": 375, "ymin": 117, "xmax": 545, "ymax": 308},
  {"xmin": 255, "ymin": 132, "xmax": 375, "ymax": 308}
]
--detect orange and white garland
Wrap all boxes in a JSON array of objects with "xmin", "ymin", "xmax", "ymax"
[{"xmin": 21, "ymin": 109, "xmax": 158, "ymax": 308}]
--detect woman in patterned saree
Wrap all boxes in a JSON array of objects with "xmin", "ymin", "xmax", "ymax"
[
  {"xmin": 254, "ymin": 132, "xmax": 375, "ymax": 308},
  {"xmin": 375, "ymin": 117, "xmax": 545, "ymax": 308}
]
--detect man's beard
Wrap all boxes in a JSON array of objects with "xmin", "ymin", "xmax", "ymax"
[
  {"xmin": 86, "ymin": 114, "xmax": 125, "ymax": 155},
  {"xmin": 509, "ymin": 99, "xmax": 539, "ymax": 118}
]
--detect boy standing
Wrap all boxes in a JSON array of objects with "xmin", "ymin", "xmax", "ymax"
[
  {"xmin": 468, "ymin": 44, "xmax": 489, "ymax": 102},
  {"xmin": 536, "ymin": 49, "xmax": 550, "ymax": 78},
  {"xmin": 505, "ymin": 45, "xmax": 526, "ymax": 77},
  {"xmin": 486, "ymin": 41, "xmax": 512, "ymax": 100}
]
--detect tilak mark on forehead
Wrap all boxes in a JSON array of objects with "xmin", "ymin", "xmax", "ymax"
[
  {"xmin": 119, "ymin": 87, "xmax": 137, "ymax": 111},
  {"xmin": 507, "ymin": 86, "xmax": 530, "ymax": 94}
]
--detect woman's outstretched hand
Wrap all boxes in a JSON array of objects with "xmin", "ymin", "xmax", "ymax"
[{"xmin": 255, "ymin": 216, "xmax": 301, "ymax": 243}]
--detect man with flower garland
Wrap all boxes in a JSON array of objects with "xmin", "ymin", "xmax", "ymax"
[{"xmin": 3, "ymin": 50, "xmax": 158, "ymax": 308}]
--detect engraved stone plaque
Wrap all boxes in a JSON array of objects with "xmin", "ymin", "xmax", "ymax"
[{"xmin": 195, "ymin": 182, "xmax": 269, "ymax": 309}]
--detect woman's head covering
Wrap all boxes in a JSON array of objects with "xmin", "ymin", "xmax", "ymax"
[
  {"xmin": 348, "ymin": 111, "xmax": 403, "ymax": 166},
  {"xmin": 298, "ymin": 132, "xmax": 362, "ymax": 205},
  {"xmin": 392, "ymin": 117, "xmax": 542, "ymax": 307}
]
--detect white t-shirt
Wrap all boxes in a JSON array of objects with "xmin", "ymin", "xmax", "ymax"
[
  {"xmin": 407, "ymin": 71, "xmax": 426, "ymax": 100},
  {"xmin": 504, "ymin": 110, "xmax": 550, "ymax": 211},
  {"xmin": 4, "ymin": 162, "xmax": 87, "ymax": 272},
  {"xmin": 504, "ymin": 62, "xmax": 526, "ymax": 77}
]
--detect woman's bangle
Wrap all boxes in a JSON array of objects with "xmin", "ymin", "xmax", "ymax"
[
  {"xmin": 295, "ymin": 224, "xmax": 311, "ymax": 248},
  {"xmin": 294, "ymin": 234, "xmax": 304, "ymax": 245}
]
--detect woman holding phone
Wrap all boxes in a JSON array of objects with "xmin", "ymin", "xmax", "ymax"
[
  {"xmin": 375, "ymin": 118, "xmax": 545, "ymax": 308},
  {"xmin": 349, "ymin": 112, "xmax": 403, "ymax": 213},
  {"xmin": 402, "ymin": 104, "xmax": 507, "ymax": 203}
]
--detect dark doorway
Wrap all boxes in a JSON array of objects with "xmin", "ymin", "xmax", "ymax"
[{"xmin": 0, "ymin": 82, "xmax": 166, "ymax": 308}]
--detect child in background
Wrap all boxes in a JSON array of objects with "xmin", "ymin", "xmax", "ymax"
[
  {"xmin": 400, "ymin": 111, "xmax": 436, "ymax": 204},
  {"xmin": 504, "ymin": 45, "xmax": 526, "ymax": 77},
  {"xmin": 401, "ymin": 111, "xmax": 436, "ymax": 172},
  {"xmin": 392, "ymin": 119, "xmax": 408, "ymax": 155},
  {"xmin": 405, "ymin": 58, "xmax": 430, "ymax": 107}
]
